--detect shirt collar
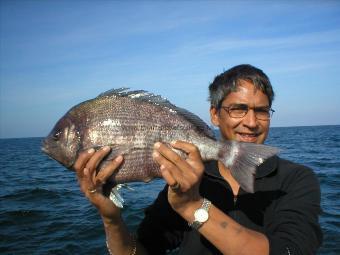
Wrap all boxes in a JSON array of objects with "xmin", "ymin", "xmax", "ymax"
[{"xmin": 255, "ymin": 155, "xmax": 278, "ymax": 178}]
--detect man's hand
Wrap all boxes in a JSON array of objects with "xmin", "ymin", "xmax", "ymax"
[
  {"xmin": 73, "ymin": 146, "xmax": 124, "ymax": 225},
  {"xmin": 152, "ymin": 141, "xmax": 205, "ymax": 215}
]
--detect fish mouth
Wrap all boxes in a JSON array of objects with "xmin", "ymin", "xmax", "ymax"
[
  {"xmin": 41, "ymin": 139, "xmax": 50, "ymax": 154},
  {"xmin": 41, "ymin": 138, "xmax": 75, "ymax": 170},
  {"xmin": 41, "ymin": 146, "xmax": 49, "ymax": 154},
  {"xmin": 41, "ymin": 139, "xmax": 55, "ymax": 159}
]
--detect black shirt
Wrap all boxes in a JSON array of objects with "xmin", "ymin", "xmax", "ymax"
[{"xmin": 137, "ymin": 156, "xmax": 323, "ymax": 254}]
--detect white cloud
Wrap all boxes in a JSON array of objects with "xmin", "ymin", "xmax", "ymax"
[{"xmin": 174, "ymin": 29, "xmax": 340, "ymax": 55}]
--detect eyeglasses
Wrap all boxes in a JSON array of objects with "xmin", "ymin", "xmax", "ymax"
[{"xmin": 220, "ymin": 104, "xmax": 275, "ymax": 120}]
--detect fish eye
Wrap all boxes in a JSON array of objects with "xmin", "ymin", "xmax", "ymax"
[{"xmin": 53, "ymin": 131, "xmax": 62, "ymax": 141}]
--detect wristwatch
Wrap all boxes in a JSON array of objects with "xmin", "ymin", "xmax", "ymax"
[{"xmin": 189, "ymin": 198, "xmax": 211, "ymax": 230}]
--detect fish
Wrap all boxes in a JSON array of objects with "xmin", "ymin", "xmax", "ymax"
[{"xmin": 42, "ymin": 88, "xmax": 278, "ymax": 197}]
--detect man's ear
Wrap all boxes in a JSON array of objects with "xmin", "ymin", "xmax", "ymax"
[{"xmin": 210, "ymin": 107, "xmax": 220, "ymax": 127}]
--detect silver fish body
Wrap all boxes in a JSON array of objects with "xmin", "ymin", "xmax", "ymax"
[{"xmin": 42, "ymin": 88, "xmax": 278, "ymax": 193}]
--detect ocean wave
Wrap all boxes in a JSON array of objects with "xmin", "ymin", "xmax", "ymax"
[{"xmin": 0, "ymin": 128, "xmax": 339, "ymax": 254}]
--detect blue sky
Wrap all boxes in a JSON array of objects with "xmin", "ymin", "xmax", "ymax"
[{"xmin": 1, "ymin": 0, "xmax": 339, "ymax": 138}]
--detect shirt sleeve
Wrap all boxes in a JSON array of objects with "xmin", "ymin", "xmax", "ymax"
[
  {"xmin": 265, "ymin": 161, "xmax": 323, "ymax": 255},
  {"xmin": 137, "ymin": 185, "xmax": 188, "ymax": 255}
]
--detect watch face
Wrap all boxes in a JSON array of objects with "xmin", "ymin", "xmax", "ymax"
[{"xmin": 194, "ymin": 208, "xmax": 209, "ymax": 222}]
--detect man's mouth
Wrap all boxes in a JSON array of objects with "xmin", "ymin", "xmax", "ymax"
[{"xmin": 237, "ymin": 133, "xmax": 259, "ymax": 142}]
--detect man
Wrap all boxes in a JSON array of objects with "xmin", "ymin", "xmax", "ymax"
[{"xmin": 74, "ymin": 64, "xmax": 322, "ymax": 254}]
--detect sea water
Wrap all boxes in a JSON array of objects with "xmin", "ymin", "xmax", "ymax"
[{"xmin": 0, "ymin": 125, "xmax": 339, "ymax": 254}]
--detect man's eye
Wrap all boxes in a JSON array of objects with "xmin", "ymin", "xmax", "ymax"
[{"xmin": 230, "ymin": 106, "xmax": 247, "ymax": 112}]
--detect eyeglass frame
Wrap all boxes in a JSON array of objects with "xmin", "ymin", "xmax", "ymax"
[{"xmin": 220, "ymin": 104, "xmax": 275, "ymax": 120}]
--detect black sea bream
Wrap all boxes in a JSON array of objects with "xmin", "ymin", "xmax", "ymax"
[{"xmin": 42, "ymin": 88, "xmax": 278, "ymax": 193}]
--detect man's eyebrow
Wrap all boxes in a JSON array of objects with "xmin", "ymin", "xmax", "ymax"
[
  {"xmin": 227, "ymin": 104, "xmax": 270, "ymax": 109},
  {"xmin": 254, "ymin": 105, "xmax": 271, "ymax": 109},
  {"xmin": 228, "ymin": 103, "xmax": 270, "ymax": 109},
  {"xmin": 228, "ymin": 103, "xmax": 248, "ymax": 107}
]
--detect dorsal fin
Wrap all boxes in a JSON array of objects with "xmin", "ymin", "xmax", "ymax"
[
  {"xmin": 97, "ymin": 88, "xmax": 215, "ymax": 139},
  {"xmin": 173, "ymin": 106, "xmax": 215, "ymax": 138},
  {"xmin": 97, "ymin": 88, "xmax": 175, "ymax": 108},
  {"xmin": 97, "ymin": 87, "xmax": 130, "ymax": 98}
]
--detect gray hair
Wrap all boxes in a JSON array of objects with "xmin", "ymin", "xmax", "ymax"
[{"xmin": 209, "ymin": 64, "xmax": 275, "ymax": 108}]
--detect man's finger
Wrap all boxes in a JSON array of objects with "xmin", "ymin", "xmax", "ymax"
[
  {"xmin": 154, "ymin": 142, "xmax": 187, "ymax": 167},
  {"xmin": 153, "ymin": 149, "xmax": 197, "ymax": 190},
  {"xmin": 159, "ymin": 165, "xmax": 177, "ymax": 187},
  {"xmin": 170, "ymin": 140, "xmax": 202, "ymax": 161},
  {"xmin": 85, "ymin": 146, "xmax": 111, "ymax": 173},
  {"xmin": 95, "ymin": 155, "xmax": 124, "ymax": 186},
  {"xmin": 153, "ymin": 151, "xmax": 178, "ymax": 184},
  {"xmin": 74, "ymin": 148, "xmax": 95, "ymax": 177},
  {"xmin": 153, "ymin": 148, "xmax": 185, "ymax": 177},
  {"xmin": 80, "ymin": 167, "xmax": 96, "ymax": 194},
  {"xmin": 154, "ymin": 142, "xmax": 202, "ymax": 176}
]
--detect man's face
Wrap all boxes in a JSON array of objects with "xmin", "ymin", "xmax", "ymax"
[{"xmin": 210, "ymin": 80, "xmax": 271, "ymax": 144}]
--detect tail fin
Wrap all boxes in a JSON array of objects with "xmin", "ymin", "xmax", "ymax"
[{"xmin": 218, "ymin": 141, "xmax": 279, "ymax": 193}]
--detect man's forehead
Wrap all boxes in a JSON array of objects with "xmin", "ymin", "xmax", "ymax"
[{"xmin": 223, "ymin": 82, "xmax": 269, "ymax": 106}]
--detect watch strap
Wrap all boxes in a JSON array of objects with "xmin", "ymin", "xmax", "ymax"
[{"xmin": 189, "ymin": 198, "xmax": 211, "ymax": 230}]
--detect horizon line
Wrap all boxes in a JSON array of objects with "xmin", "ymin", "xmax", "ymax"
[{"xmin": 1, "ymin": 124, "xmax": 339, "ymax": 140}]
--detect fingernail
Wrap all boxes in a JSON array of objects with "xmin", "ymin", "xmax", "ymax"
[
  {"xmin": 83, "ymin": 167, "xmax": 89, "ymax": 175},
  {"xmin": 115, "ymin": 155, "xmax": 123, "ymax": 162},
  {"xmin": 102, "ymin": 146, "xmax": 110, "ymax": 151},
  {"xmin": 152, "ymin": 151, "xmax": 159, "ymax": 158},
  {"xmin": 170, "ymin": 141, "xmax": 177, "ymax": 146},
  {"xmin": 88, "ymin": 148, "xmax": 95, "ymax": 154},
  {"xmin": 154, "ymin": 142, "xmax": 161, "ymax": 149},
  {"xmin": 160, "ymin": 165, "xmax": 165, "ymax": 170}
]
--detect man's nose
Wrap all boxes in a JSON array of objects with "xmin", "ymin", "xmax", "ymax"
[{"xmin": 242, "ymin": 109, "xmax": 257, "ymax": 128}]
